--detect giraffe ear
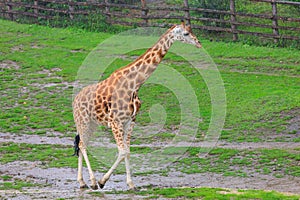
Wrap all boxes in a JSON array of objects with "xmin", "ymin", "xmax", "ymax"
[
  {"xmin": 186, "ymin": 25, "xmax": 192, "ymax": 32},
  {"xmin": 181, "ymin": 20, "xmax": 186, "ymax": 28}
]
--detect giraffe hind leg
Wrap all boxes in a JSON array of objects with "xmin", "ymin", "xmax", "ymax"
[
  {"xmin": 76, "ymin": 135, "xmax": 92, "ymax": 189},
  {"xmin": 77, "ymin": 150, "xmax": 88, "ymax": 189},
  {"xmin": 124, "ymin": 121, "xmax": 135, "ymax": 190},
  {"xmin": 81, "ymin": 146, "xmax": 98, "ymax": 190},
  {"xmin": 77, "ymin": 123, "xmax": 98, "ymax": 190},
  {"xmin": 75, "ymin": 134, "xmax": 87, "ymax": 188}
]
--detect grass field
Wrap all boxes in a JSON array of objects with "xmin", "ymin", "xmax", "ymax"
[{"xmin": 0, "ymin": 19, "xmax": 299, "ymax": 199}]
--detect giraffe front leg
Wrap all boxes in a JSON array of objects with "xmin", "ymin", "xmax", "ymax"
[
  {"xmin": 98, "ymin": 148, "xmax": 126, "ymax": 188},
  {"xmin": 98, "ymin": 121, "xmax": 126, "ymax": 189},
  {"xmin": 124, "ymin": 152, "xmax": 135, "ymax": 190}
]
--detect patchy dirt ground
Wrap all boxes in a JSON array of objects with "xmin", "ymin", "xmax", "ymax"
[
  {"xmin": 0, "ymin": 133, "xmax": 300, "ymax": 199},
  {"xmin": 1, "ymin": 132, "xmax": 300, "ymax": 149},
  {"xmin": 1, "ymin": 159, "xmax": 300, "ymax": 199}
]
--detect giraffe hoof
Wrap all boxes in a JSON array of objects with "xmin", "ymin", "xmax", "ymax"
[
  {"xmin": 99, "ymin": 183, "xmax": 105, "ymax": 189},
  {"xmin": 79, "ymin": 184, "xmax": 88, "ymax": 189},
  {"xmin": 128, "ymin": 181, "xmax": 135, "ymax": 191},
  {"xmin": 129, "ymin": 187, "xmax": 137, "ymax": 191},
  {"xmin": 98, "ymin": 180, "xmax": 105, "ymax": 189},
  {"xmin": 90, "ymin": 184, "xmax": 99, "ymax": 190}
]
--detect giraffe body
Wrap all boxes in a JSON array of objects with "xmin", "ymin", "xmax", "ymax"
[{"xmin": 72, "ymin": 21, "xmax": 201, "ymax": 190}]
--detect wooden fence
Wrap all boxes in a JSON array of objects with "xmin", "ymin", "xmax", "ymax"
[{"xmin": 0, "ymin": 0, "xmax": 299, "ymax": 42}]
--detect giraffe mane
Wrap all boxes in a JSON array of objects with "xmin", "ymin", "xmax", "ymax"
[{"xmin": 112, "ymin": 24, "xmax": 177, "ymax": 75}]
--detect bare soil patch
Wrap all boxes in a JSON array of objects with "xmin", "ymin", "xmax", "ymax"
[
  {"xmin": 0, "ymin": 160, "xmax": 299, "ymax": 200},
  {"xmin": 0, "ymin": 132, "xmax": 73, "ymax": 145},
  {"xmin": 1, "ymin": 132, "xmax": 299, "ymax": 150},
  {"xmin": 253, "ymin": 108, "xmax": 300, "ymax": 142},
  {"xmin": 0, "ymin": 60, "xmax": 21, "ymax": 70},
  {"xmin": 1, "ymin": 132, "xmax": 300, "ymax": 200}
]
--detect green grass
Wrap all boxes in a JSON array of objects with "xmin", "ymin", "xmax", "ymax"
[
  {"xmin": 178, "ymin": 147, "xmax": 300, "ymax": 178},
  {"xmin": 0, "ymin": 174, "xmax": 36, "ymax": 191},
  {"xmin": 0, "ymin": 142, "xmax": 76, "ymax": 166},
  {"xmin": 204, "ymin": 41, "xmax": 300, "ymax": 76},
  {"xmin": 106, "ymin": 187, "xmax": 300, "ymax": 199},
  {"xmin": 0, "ymin": 19, "xmax": 110, "ymax": 136},
  {"xmin": 0, "ymin": 180, "xmax": 36, "ymax": 191},
  {"xmin": 1, "ymin": 19, "xmax": 299, "ymax": 142},
  {"xmin": 1, "ymin": 175, "xmax": 12, "ymax": 181}
]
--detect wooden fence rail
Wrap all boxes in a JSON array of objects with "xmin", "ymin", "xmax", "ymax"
[{"xmin": 0, "ymin": 0, "xmax": 299, "ymax": 42}]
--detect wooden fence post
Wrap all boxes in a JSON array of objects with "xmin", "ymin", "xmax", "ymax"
[
  {"xmin": 105, "ymin": 0, "xmax": 110, "ymax": 22},
  {"xmin": 141, "ymin": 0, "xmax": 148, "ymax": 25},
  {"xmin": 271, "ymin": 0, "xmax": 279, "ymax": 43},
  {"xmin": 34, "ymin": 0, "xmax": 38, "ymax": 15},
  {"xmin": 230, "ymin": 0, "xmax": 238, "ymax": 41},
  {"xmin": 6, "ymin": 0, "xmax": 13, "ymax": 20},
  {"xmin": 69, "ymin": 0, "xmax": 74, "ymax": 20},
  {"xmin": 34, "ymin": 0, "xmax": 38, "ymax": 23},
  {"xmin": 183, "ymin": 0, "xmax": 191, "ymax": 25}
]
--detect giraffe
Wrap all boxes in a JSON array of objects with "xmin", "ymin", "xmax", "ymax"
[{"xmin": 72, "ymin": 20, "xmax": 201, "ymax": 190}]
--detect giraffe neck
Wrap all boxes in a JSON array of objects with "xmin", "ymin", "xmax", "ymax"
[{"xmin": 115, "ymin": 27, "xmax": 175, "ymax": 91}]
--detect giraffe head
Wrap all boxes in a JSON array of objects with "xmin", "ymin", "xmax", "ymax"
[{"xmin": 171, "ymin": 20, "xmax": 202, "ymax": 48}]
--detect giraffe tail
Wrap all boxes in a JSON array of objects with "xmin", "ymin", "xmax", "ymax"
[{"xmin": 72, "ymin": 134, "xmax": 80, "ymax": 157}]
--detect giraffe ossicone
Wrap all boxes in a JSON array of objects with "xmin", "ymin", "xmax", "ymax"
[{"xmin": 72, "ymin": 21, "xmax": 201, "ymax": 190}]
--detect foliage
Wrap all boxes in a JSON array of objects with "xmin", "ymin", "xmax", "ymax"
[
  {"xmin": 190, "ymin": 0, "xmax": 230, "ymax": 28},
  {"xmin": 1, "ymin": 0, "xmax": 300, "ymax": 47}
]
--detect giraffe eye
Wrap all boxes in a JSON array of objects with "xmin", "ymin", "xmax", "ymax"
[{"xmin": 183, "ymin": 32, "xmax": 189, "ymax": 36}]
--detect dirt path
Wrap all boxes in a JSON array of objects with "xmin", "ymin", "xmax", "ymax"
[
  {"xmin": 0, "ymin": 132, "xmax": 73, "ymax": 146},
  {"xmin": 0, "ymin": 160, "xmax": 300, "ymax": 200},
  {"xmin": 1, "ymin": 132, "xmax": 299, "ymax": 150},
  {"xmin": 1, "ymin": 132, "xmax": 300, "ymax": 199}
]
